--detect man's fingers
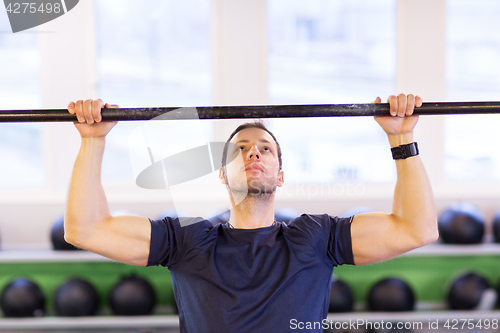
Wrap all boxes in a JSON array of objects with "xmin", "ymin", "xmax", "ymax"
[
  {"xmin": 372, "ymin": 97, "xmax": 382, "ymax": 104},
  {"xmin": 387, "ymin": 95, "xmax": 397, "ymax": 116},
  {"xmin": 397, "ymin": 93, "xmax": 407, "ymax": 117},
  {"xmin": 406, "ymin": 94, "xmax": 415, "ymax": 116},
  {"xmin": 74, "ymin": 100, "xmax": 85, "ymax": 123},
  {"xmin": 104, "ymin": 103, "xmax": 119, "ymax": 109},
  {"xmin": 415, "ymin": 95, "xmax": 423, "ymax": 108},
  {"xmin": 92, "ymin": 99, "xmax": 104, "ymax": 123},
  {"xmin": 82, "ymin": 99, "xmax": 95, "ymax": 124},
  {"xmin": 69, "ymin": 99, "xmax": 117, "ymax": 124},
  {"xmin": 68, "ymin": 102, "xmax": 76, "ymax": 115}
]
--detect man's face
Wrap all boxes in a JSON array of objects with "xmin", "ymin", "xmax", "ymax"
[{"xmin": 219, "ymin": 127, "xmax": 284, "ymax": 197}]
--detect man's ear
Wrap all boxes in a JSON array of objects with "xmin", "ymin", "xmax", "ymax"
[
  {"xmin": 277, "ymin": 170, "xmax": 284, "ymax": 187},
  {"xmin": 219, "ymin": 168, "xmax": 227, "ymax": 184}
]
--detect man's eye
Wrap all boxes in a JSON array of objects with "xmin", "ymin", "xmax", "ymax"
[
  {"xmin": 264, "ymin": 147, "xmax": 270, "ymax": 151},
  {"xmin": 239, "ymin": 146, "xmax": 245, "ymax": 150}
]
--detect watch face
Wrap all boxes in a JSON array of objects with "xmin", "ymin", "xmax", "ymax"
[{"xmin": 410, "ymin": 142, "xmax": 419, "ymax": 155}]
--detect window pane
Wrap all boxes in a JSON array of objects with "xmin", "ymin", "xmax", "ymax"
[
  {"xmin": 445, "ymin": 0, "xmax": 500, "ymax": 181},
  {"xmin": 95, "ymin": 0, "xmax": 212, "ymax": 182},
  {"xmin": 0, "ymin": 13, "xmax": 45, "ymax": 188},
  {"xmin": 268, "ymin": 0, "xmax": 396, "ymax": 183}
]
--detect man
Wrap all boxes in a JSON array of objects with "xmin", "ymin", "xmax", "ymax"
[{"xmin": 65, "ymin": 94, "xmax": 438, "ymax": 333}]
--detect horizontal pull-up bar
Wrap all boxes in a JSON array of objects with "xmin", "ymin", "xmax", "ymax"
[{"xmin": 1, "ymin": 101, "xmax": 500, "ymax": 123}]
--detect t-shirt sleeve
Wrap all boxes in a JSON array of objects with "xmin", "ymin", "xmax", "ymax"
[
  {"xmin": 147, "ymin": 218, "xmax": 172, "ymax": 267},
  {"xmin": 293, "ymin": 213, "xmax": 354, "ymax": 267},
  {"xmin": 147, "ymin": 217, "xmax": 213, "ymax": 268},
  {"xmin": 325, "ymin": 215, "xmax": 355, "ymax": 266}
]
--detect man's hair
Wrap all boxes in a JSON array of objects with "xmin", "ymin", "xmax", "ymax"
[{"xmin": 221, "ymin": 121, "xmax": 282, "ymax": 171}]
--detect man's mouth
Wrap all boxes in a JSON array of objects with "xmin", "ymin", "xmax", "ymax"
[{"xmin": 245, "ymin": 164, "xmax": 264, "ymax": 172}]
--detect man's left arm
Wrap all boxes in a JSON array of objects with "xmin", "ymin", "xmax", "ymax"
[{"xmin": 351, "ymin": 94, "xmax": 439, "ymax": 265}]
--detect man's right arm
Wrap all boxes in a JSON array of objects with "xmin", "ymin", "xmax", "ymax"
[{"xmin": 64, "ymin": 99, "xmax": 151, "ymax": 266}]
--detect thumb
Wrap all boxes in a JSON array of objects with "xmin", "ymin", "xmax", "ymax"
[
  {"xmin": 104, "ymin": 103, "xmax": 119, "ymax": 109},
  {"xmin": 372, "ymin": 97, "xmax": 381, "ymax": 104}
]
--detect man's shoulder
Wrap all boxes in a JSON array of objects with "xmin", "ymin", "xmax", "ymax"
[
  {"xmin": 286, "ymin": 213, "xmax": 352, "ymax": 234},
  {"xmin": 152, "ymin": 216, "xmax": 218, "ymax": 236},
  {"xmin": 285, "ymin": 213, "xmax": 328, "ymax": 233},
  {"xmin": 287, "ymin": 213, "xmax": 336, "ymax": 225}
]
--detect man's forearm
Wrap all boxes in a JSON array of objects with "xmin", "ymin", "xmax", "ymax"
[
  {"xmin": 390, "ymin": 133, "xmax": 438, "ymax": 245},
  {"xmin": 64, "ymin": 137, "xmax": 111, "ymax": 245}
]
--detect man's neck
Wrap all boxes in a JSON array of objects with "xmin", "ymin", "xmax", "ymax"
[{"xmin": 228, "ymin": 193, "xmax": 276, "ymax": 229}]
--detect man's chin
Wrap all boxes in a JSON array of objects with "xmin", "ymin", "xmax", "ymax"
[
  {"xmin": 247, "ymin": 184, "xmax": 277, "ymax": 195},
  {"xmin": 228, "ymin": 183, "xmax": 277, "ymax": 197}
]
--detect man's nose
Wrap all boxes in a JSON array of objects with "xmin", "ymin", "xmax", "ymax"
[{"xmin": 246, "ymin": 146, "xmax": 261, "ymax": 160}]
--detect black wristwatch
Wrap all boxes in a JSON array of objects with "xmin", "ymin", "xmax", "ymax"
[{"xmin": 391, "ymin": 142, "xmax": 419, "ymax": 160}]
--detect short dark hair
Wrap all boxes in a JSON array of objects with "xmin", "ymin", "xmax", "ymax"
[{"xmin": 221, "ymin": 121, "xmax": 282, "ymax": 171}]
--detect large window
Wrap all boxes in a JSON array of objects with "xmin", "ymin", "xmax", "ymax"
[
  {"xmin": 0, "ymin": 12, "xmax": 45, "ymax": 188},
  {"xmin": 267, "ymin": 0, "xmax": 396, "ymax": 183},
  {"xmin": 3, "ymin": 0, "xmax": 500, "ymax": 200},
  {"xmin": 445, "ymin": 0, "xmax": 500, "ymax": 181},
  {"xmin": 94, "ymin": 0, "xmax": 213, "ymax": 182}
]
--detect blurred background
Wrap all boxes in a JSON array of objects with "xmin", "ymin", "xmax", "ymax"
[
  {"xmin": 0, "ymin": 0, "xmax": 500, "ymax": 242},
  {"xmin": 1, "ymin": 0, "xmax": 500, "ymax": 332},
  {"xmin": 2, "ymin": 0, "xmax": 500, "ymax": 244}
]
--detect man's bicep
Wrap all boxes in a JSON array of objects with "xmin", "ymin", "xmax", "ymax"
[
  {"xmin": 84, "ymin": 216, "xmax": 152, "ymax": 266},
  {"xmin": 350, "ymin": 212, "xmax": 418, "ymax": 265}
]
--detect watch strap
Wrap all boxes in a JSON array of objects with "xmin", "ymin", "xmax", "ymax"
[{"xmin": 391, "ymin": 142, "xmax": 419, "ymax": 160}]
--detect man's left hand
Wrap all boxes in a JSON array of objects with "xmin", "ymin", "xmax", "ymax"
[{"xmin": 374, "ymin": 94, "xmax": 423, "ymax": 136}]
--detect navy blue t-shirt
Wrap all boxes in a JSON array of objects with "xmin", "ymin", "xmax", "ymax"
[{"xmin": 148, "ymin": 214, "xmax": 354, "ymax": 333}]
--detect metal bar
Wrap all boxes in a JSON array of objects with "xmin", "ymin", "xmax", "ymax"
[{"xmin": 2, "ymin": 101, "xmax": 500, "ymax": 123}]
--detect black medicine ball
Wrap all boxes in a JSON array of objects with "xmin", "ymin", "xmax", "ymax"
[
  {"xmin": 329, "ymin": 278, "xmax": 354, "ymax": 312},
  {"xmin": 109, "ymin": 276, "xmax": 156, "ymax": 316},
  {"xmin": 1, "ymin": 278, "xmax": 45, "ymax": 317},
  {"xmin": 54, "ymin": 278, "xmax": 100, "ymax": 316},
  {"xmin": 438, "ymin": 202, "xmax": 485, "ymax": 244},
  {"xmin": 492, "ymin": 209, "xmax": 500, "ymax": 243},
  {"xmin": 368, "ymin": 278, "xmax": 415, "ymax": 312},
  {"xmin": 447, "ymin": 272, "xmax": 489, "ymax": 310},
  {"xmin": 50, "ymin": 216, "xmax": 80, "ymax": 250}
]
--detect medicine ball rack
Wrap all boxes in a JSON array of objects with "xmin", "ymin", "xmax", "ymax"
[{"xmin": 0, "ymin": 244, "xmax": 498, "ymax": 331}]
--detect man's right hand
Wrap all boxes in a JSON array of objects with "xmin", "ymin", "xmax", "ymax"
[
  {"xmin": 68, "ymin": 99, "xmax": 118, "ymax": 138},
  {"xmin": 65, "ymin": 98, "xmax": 151, "ymax": 266}
]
